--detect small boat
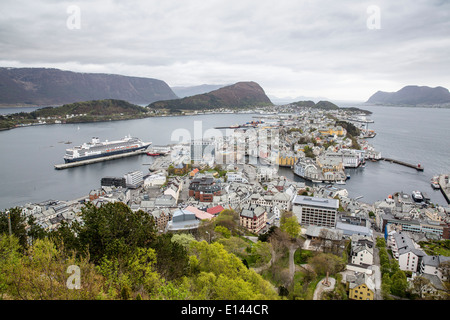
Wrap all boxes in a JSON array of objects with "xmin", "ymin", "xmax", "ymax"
[
  {"xmin": 146, "ymin": 152, "xmax": 161, "ymax": 156},
  {"xmin": 230, "ymin": 124, "xmax": 239, "ymax": 128},
  {"xmin": 346, "ymin": 174, "xmax": 351, "ymax": 180},
  {"xmin": 336, "ymin": 180, "xmax": 346, "ymax": 185},
  {"xmin": 431, "ymin": 181, "xmax": 440, "ymax": 189},
  {"xmin": 431, "ymin": 176, "xmax": 440, "ymax": 189},
  {"xmin": 411, "ymin": 190, "xmax": 423, "ymax": 202}
]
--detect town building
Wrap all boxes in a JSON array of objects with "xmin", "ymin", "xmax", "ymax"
[
  {"xmin": 292, "ymin": 195, "xmax": 339, "ymax": 228},
  {"xmin": 239, "ymin": 204, "xmax": 267, "ymax": 234},
  {"xmin": 380, "ymin": 213, "xmax": 449, "ymax": 240},
  {"xmin": 167, "ymin": 208, "xmax": 200, "ymax": 231},
  {"xmin": 350, "ymin": 235, "xmax": 374, "ymax": 266},
  {"xmin": 184, "ymin": 205, "xmax": 214, "ymax": 221},
  {"xmin": 318, "ymin": 126, "xmax": 345, "ymax": 137},
  {"xmin": 124, "ymin": 170, "xmax": 144, "ymax": 189},
  {"xmin": 346, "ymin": 273, "xmax": 375, "ymax": 300},
  {"xmin": 188, "ymin": 175, "xmax": 222, "ymax": 202},
  {"xmin": 149, "ymin": 208, "xmax": 172, "ymax": 232},
  {"xmin": 207, "ymin": 205, "xmax": 225, "ymax": 216},
  {"xmin": 101, "ymin": 176, "xmax": 127, "ymax": 188},
  {"xmin": 294, "ymin": 157, "xmax": 322, "ymax": 181},
  {"xmin": 226, "ymin": 172, "xmax": 249, "ymax": 183},
  {"xmin": 323, "ymin": 149, "xmax": 364, "ymax": 168},
  {"xmin": 420, "ymin": 255, "xmax": 450, "ymax": 283},
  {"xmin": 388, "ymin": 231, "xmax": 426, "ymax": 272},
  {"xmin": 277, "ymin": 151, "xmax": 298, "ymax": 167}
]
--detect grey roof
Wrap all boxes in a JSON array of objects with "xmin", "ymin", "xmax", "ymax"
[
  {"xmin": 347, "ymin": 273, "xmax": 375, "ymax": 291},
  {"xmin": 420, "ymin": 274, "xmax": 445, "ymax": 291},
  {"xmin": 336, "ymin": 222, "xmax": 373, "ymax": 237},
  {"xmin": 305, "ymin": 225, "xmax": 343, "ymax": 240},
  {"xmin": 167, "ymin": 208, "xmax": 200, "ymax": 231},
  {"xmin": 241, "ymin": 206, "xmax": 266, "ymax": 219},
  {"xmin": 293, "ymin": 195, "xmax": 339, "ymax": 209},
  {"xmin": 422, "ymin": 255, "xmax": 450, "ymax": 268},
  {"xmin": 394, "ymin": 232, "xmax": 426, "ymax": 257},
  {"xmin": 154, "ymin": 194, "xmax": 177, "ymax": 207}
]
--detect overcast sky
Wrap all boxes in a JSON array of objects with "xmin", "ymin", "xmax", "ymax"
[{"xmin": 1, "ymin": 0, "xmax": 449, "ymax": 101}]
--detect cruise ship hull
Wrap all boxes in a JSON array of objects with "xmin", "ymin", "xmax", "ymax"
[{"xmin": 64, "ymin": 144, "xmax": 149, "ymax": 163}]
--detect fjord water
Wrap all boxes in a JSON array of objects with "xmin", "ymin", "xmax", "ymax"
[{"xmin": 0, "ymin": 106, "xmax": 449, "ymax": 210}]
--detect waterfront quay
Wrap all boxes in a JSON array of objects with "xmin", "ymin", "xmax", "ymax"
[
  {"xmin": 379, "ymin": 157, "xmax": 424, "ymax": 171},
  {"xmin": 54, "ymin": 149, "xmax": 148, "ymax": 170},
  {"xmin": 439, "ymin": 174, "xmax": 450, "ymax": 204}
]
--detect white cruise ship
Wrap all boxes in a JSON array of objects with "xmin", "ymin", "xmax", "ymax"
[{"xmin": 64, "ymin": 136, "xmax": 151, "ymax": 163}]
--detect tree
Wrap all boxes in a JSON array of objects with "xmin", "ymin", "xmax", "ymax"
[
  {"xmin": 187, "ymin": 240, "xmax": 278, "ymax": 300},
  {"xmin": 217, "ymin": 236, "xmax": 249, "ymax": 259},
  {"xmin": 171, "ymin": 233, "xmax": 196, "ymax": 249},
  {"xmin": 250, "ymin": 240, "xmax": 272, "ymax": 267},
  {"xmin": 411, "ymin": 276, "xmax": 431, "ymax": 299},
  {"xmin": 381, "ymin": 273, "xmax": 393, "ymax": 300},
  {"xmin": 440, "ymin": 261, "xmax": 450, "ymax": 291},
  {"xmin": 280, "ymin": 211, "xmax": 300, "ymax": 239},
  {"xmin": 0, "ymin": 208, "xmax": 47, "ymax": 250},
  {"xmin": 303, "ymin": 146, "xmax": 315, "ymax": 158},
  {"xmin": 75, "ymin": 202, "xmax": 158, "ymax": 263},
  {"xmin": 151, "ymin": 233, "xmax": 190, "ymax": 281},
  {"xmin": 390, "ymin": 270, "xmax": 408, "ymax": 297},
  {"xmin": 0, "ymin": 236, "xmax": 106, "ymax": 300},
  {"xmin": 215, "ymin": 225, "xmax": 231, "ymax": 238},
  {"xmin": 214, "ymin": 209, "xmax": 239, "ymax": 234},
  {"xmin": 308, "ymin": 252, "xmax": 345, "ymax": 276},
  {"xmin": 268, "ymin": 227, "xmax": 290, "ymax": 263}
]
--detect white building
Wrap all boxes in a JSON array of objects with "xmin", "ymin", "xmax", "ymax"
[
  {"xmin": 144, "ymin": 173, "xmax": 166, "ymax": 187},
  {"xmin": 420, "ymin": 255, "xmax": 450, "ymax": 282},
  {"xmin": 226, "ymin": 172, "xmax": 249, "ymax": 183},
  {"xmin": 324, "ymin": 149, "xmax": 365, "ymax": 168},
  {"xmin": 292, "ymin": 195, "xmax": 339, "ymax": 228},
  {"xmin": 124, "ymin": 170, "xmax": 143, "ymax": 189},
  {"xmin": 350, "ymin": 235, "xmax": 374, "ymax": 266},
  {"xmin": 389, "ymin": 231, "xmax": 426, "ymax": 272}
]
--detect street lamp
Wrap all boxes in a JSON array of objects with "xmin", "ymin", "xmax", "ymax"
[{"xmin": 7, "ymin": 210, "xmax": 12, "ymax": 236}]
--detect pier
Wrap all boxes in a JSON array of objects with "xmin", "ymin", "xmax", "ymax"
[
  {"xmin": 438, "ymin": 174, "xmax": 450, "ymax": 204},
  {"xmin": 54, "ymin": 149, "xmax": 148, "ymax": 170},
  {"xmin": 380, "ymin": 157, "xmax": 424, "ymax": 171}
]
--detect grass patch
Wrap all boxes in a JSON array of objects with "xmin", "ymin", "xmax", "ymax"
[{"xmin": 419, "ymin": 240, "xmax": 450, "ymax": 256}]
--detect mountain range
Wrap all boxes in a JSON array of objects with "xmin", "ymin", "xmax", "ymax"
[
  {"xmin": 148, "ymin": 81, "xmax": 273, "ymax": 111},
  {"xmin": 366, "ymin": 85, "xmax": 450, "ymax": 105},
  {"xmin": 0, "ymin": 67, "xmax": 177, "ymax": 106}
]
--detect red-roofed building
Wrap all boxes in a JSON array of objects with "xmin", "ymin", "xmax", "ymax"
[
  {"xmin": 207, "ymin": 205, "xmax": 225, "ymax": 216},
  {"xmin": 185, "ymin": 206, "xmax": 214, "ymax": 221},
  {"xmin": 189, "ymin": 168, "xmax": 199, "ymax": 178}
]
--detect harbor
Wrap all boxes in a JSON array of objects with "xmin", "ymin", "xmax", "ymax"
[{"xmin": 1, "ymin": 107, "xmax": 449, "ymax": 210}]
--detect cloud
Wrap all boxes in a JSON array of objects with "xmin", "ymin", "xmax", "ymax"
[{"xmin": 0, "ymin": 0, "xmax": 449, "ymax": 101}]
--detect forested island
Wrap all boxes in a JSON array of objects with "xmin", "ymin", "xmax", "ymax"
[{"xmin": 0, "ymin": 99, "xmax": 152, "ymax": 130}]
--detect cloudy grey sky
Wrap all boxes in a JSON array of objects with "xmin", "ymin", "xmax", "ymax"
[{"xmin": 1, "ymin": 0, "xmax": 449, "ymax": 101}]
